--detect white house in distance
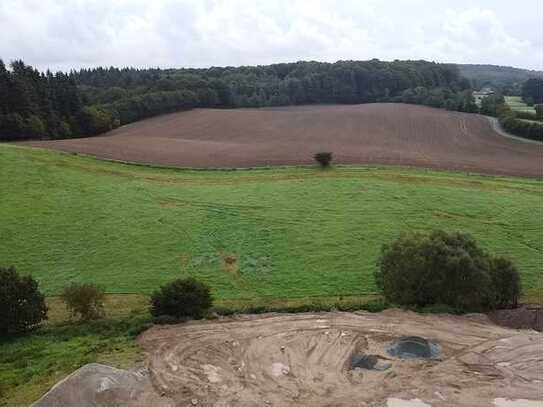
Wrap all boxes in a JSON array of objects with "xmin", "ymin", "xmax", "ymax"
[{"xmin": 473, "ymin": 87, "xmax": 495, "ymax": 107}]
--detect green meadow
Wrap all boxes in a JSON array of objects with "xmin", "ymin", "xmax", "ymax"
[
  {"xmin": 1, "ymin": 144, "xmax": 542, "ymax": 301},
  {"xmin": 505, "ymin": 95, "xmax": 537, "ymax": 114}
]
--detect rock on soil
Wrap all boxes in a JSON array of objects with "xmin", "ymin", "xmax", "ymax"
[{"xmin": 33, "ymin": 310, "xmax": 543, "ymax": 406}]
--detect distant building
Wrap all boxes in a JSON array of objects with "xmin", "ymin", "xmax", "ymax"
[{"xmin": 473, "ymin": 88, "xmax": 495, "ymax": 106}]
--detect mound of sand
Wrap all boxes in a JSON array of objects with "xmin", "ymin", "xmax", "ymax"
[
  {"xmin": 31, "ymin": 363, "xmax": 172, "ymax": 407},
  {"xmin": 33, "ymin": 310, "xmax": 543, "ymax": 407},
  {"xmin": 489, "ymin": 305, "xmax": 543, "ymax": 332}
]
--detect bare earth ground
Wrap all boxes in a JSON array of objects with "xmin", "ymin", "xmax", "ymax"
[
  {"xmin": 23, "ymin": 104, "xmax": 543, "ymax": 178},
  {"xmin": 34, "ymin": 310, "xmax": 543, "ymax": 407}
]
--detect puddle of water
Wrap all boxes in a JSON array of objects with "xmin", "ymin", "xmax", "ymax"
[
  {"xmin": 351, "ymin": 354, "xmax": 391, "ymax": 371},
  {"xmin": 494, "ymin": 399, "xmax": 543, "ymax": 407},
  {"xmin": 387, "ymin": 398, "xmax": 432, "ymax": 407},
  {"xmin": 387, "ymin": 336, "xmax": 440, "ymax": 359}
]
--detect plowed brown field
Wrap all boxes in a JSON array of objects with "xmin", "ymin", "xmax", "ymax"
[{"xmin": 24, "ymin": 104, "xmax": 543, "ymax": 177}]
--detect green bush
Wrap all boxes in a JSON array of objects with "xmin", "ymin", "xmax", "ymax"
[
  {"xmin": 0, "ymin": 266, "xmax": 47, "ymax": 337},
  {"xmin": 150, "ymin": 278, "xmax": 212, "ymax": 319},
  {"xmin": 314, "ymin": 152, "xmax": 333, "ymax": 168},
  {"xmin": 61, "ymin": 283, "xmax": 105, "ymax": 320},
  {"xmin": 499, "ymin": 112, "xmax": 543, "ymax": 142},
  {"xmin": 375, "ymin": 230, "xmax": 521, "ymax": 311},
  {"xmin": 536, "ymin": 104, "xmax": 543, "ymax": 120},
  {"xmin": 489, "ymin": 257, "xmax": 521, "ymax": 309}
]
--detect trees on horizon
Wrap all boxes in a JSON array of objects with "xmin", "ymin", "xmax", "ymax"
[
  {"xmin": 522, "ymin": 78, "xmax": 543, "ymax": 105},
  {"xmin": 0, "ymin": 60, "xmax": 84, "ymax": 141},
  {"xmin": 1, "ymin": 58, "xmax": 477, "ymax": 141}
]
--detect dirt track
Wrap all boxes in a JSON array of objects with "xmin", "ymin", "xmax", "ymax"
[
  {"xmin": 135, "ymin": 310, "xmax": 543, "ymax": 407},
  {"xmin": 23, "ymin": 104, "xmax": 543, "ymax": 178}
]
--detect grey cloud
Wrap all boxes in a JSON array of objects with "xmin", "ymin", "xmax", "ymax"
[{"xmin": 0, "ymin": 0, "xmax": 541, "ymax": 71}]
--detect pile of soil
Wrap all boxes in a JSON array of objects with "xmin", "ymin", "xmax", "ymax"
[
  {"xmin": 31, "ymin": 363, "xmax": 171, "ymax": 407},
  {"xmin": 488, "ymin": 305, "xmax": 543, "ymax": 332}
]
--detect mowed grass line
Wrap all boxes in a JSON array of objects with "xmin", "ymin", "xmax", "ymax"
[
  {"xmin": 505, "ymin": 96, "xmax": 537, "ymax": 114},
  {"xmin": 1, "ymin": 144, "xmax": 543, "ymax": 300}
]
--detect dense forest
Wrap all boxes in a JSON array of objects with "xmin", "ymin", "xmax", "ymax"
[
  {"xmin": 458, "ymin": 64, "xmax": 543, "ymax": 95},
  {"xmin": 1, "ymin": 59, "xmax": 474, "ymax": 141},
  {"xmin": 0, "ymin": 60, "xmax": 85, "ymax": 141},
  {"xmin": 522, "ymin": 78, "xmax": 543, "ymax": 105}
]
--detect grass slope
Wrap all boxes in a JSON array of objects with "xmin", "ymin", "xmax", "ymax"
[
  {"xmin": 1, "ymin": 144, "xmax": 543, "ymax": 300},
  {"xmin": 505, "ymin": 96, "xmax": 537, "ymax": 114},
  {"xmin": 0, "ymin": 296, "xmax": 149, "ymax": 406}
]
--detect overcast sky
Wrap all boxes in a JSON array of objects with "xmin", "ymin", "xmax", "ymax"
[{"xmin": 1, "ymin": 0, "xmax": 541, "ymax": 72}]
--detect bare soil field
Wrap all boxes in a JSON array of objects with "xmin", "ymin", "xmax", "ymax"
[
  {"xmin": 34, "ymin": 310, "xmax": 543, "ymax": 407},
  {"xmin": 23, "ymin": 104, "xmax": 543, "ymax": 177}
]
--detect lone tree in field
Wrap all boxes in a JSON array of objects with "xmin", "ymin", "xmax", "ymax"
[
  {"xmin": 0, "ymin": 266, "xmax": 47, "ymax": 337},
  {"xmin": 150, "ymin": 278, "xmax": 213, "ymax": 320},
  {"xmin": 375, "ymin": 230, "xmax": 521, "ymax": 311},
  {"xmin": 314, "ymin": 152, "xmax": 333, "ymax": 168}
]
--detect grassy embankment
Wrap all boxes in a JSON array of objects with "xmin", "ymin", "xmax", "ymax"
[
  {"xmin": 1, "ymin": 144, "xmax": 542, "ymax": 405},
  {"xmin": 505, "ymin": 96, "xmax": 537, "ymax": 114}
]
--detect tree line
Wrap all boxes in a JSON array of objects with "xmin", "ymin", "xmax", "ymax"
[
  {"xmin": 77, "ymin": 60, "xmax": 475, "ymax": 124},
  {"xmin": 0, "ymin": 60, "xmax": 100, "ymax": 141},
  {"xmin": 1, "ymin": 59, "xmax": 474, "ymax": 141},
  {"xmin": 458, "ymin": 64, "xmax": 543, "ymax": 95},
  {"xmin": 522, "ymin": 78, "xmax": 543, "ymax": 105}
]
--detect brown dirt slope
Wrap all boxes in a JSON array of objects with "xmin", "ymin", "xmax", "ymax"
[{"xmin": 23, "ymin": 104, "xmax": 543, "ymax": 177}]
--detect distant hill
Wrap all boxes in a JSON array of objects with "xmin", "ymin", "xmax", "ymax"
[{"xmin": 458, "ymin": 64, "xmax": 543, "ymax": 94}]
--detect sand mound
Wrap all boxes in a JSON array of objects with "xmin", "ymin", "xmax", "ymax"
[
  {"xmin": 31, "ymin": 363, "xmax": 173, "ymax": 407},
  {"xmin": 489, "ymin": 305, "xmax": 543, "ymax": 332},
  {"xmin": 33, "ymin": 310, "xmax": 543, "ymax": 406}
]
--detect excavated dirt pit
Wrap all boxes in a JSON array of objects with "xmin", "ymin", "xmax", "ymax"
[{"xmin": 33, "ymin": 310, "xmax": 543, "ymax": 407}]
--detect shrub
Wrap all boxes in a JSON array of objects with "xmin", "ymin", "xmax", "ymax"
[
  {"xmin": 150, "ymin": 278, "xmax": 212, "ymax": 319},
  {"xmin": 499, "ymin": 114, "xmax": 543, "ymax": 142},
  {"xmin": 61, "ymin": 283, "xmax": 105, "ymax": 320},
  {"xmin": 0, "ymin": 266, "xmax": 47, "ymax": 337},
  {"xmin": 489, "ymin": 257, "xmax": 521, "ymax": 309},
  {"xmin": 536, "ymin": 104, "xmax": 543, "ymax": 120},
  {"xmin": 375, "ymin": 230, "xmax": 520, "ymax": 311},
  {"xmin": 314, "ymin": 152, "xmax": 333, "ymax": 168}
]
